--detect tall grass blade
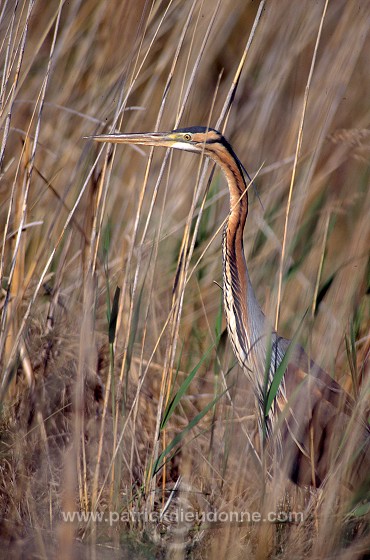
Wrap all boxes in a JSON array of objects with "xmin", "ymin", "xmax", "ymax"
[
  {"xmin": 161, "ymin": 341, "xmax": 217, "ymax": 431},
  {"xmin": 264, "ymin": 311, "xmax": 308, "ymax": 418},
  {"xmin": 153, "ymin": 387, "xmax": 228, "ymax": 475}
]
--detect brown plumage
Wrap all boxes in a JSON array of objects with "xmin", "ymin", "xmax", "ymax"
[{"xmin": 90, "ymin": 126, "xmax": 369, "ymax": 488}]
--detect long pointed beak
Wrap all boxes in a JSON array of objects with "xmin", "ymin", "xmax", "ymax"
[{"xmin": 87, "ymin": 131, "xmax": 174, "ymax": 148}]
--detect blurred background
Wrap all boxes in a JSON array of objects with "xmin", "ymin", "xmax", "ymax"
[{"xmin": 0, "ymin": 1, "xmax": 369, "ymax": 558}]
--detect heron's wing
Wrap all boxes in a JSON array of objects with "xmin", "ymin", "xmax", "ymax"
[
  {"xmin": 274, "ymin": 343, "xmax": 368, "ymax": 486},
  {"xmin": 287, "ymin": 344, "xmax": 354, "ymax": 413}
]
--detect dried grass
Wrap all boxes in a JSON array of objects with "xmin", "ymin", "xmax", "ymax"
[{"xmin": 0, "ymin": 1, "xmax": 369, "ymax": 558}]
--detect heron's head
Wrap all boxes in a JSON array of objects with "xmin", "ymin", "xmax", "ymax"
[{"xmin": 89, "ymin": 126, "xmax": 226, "ymax": 156}]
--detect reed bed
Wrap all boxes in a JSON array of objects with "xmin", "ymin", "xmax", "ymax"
[{"xmin": 0, "ymin": 1, "xmax": 369, "ymax": 558}]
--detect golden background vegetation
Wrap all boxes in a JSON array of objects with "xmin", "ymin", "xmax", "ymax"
[{"xmin": 0, "ymin": 1, "xmax": 369, "ymax": 558}]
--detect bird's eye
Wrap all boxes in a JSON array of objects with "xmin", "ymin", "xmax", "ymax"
[{"xmin": 183, "ymin": 133, "xmax": 192, "ymax": 141}]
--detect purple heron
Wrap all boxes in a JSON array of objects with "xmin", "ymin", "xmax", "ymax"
[{"xmin": 90, "ymin": 127, "xmax": 369, "ymax": 488}]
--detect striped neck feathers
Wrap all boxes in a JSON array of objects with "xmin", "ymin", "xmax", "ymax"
[{"xmin": 208, "ymin": 141, "xmax": 273, "ymax": 389}]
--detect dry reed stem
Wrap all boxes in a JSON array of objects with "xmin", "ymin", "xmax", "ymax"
[
  {"xmin": 0, "ymin": 1, "xmax": 369, "ymax": 558},
  {"xmin": 275, "ymin": 0, "xmax": 329, "ymax": 331}
]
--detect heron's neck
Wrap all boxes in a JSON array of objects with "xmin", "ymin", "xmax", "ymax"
[{"xmin": 214, "ymin": 150, "xmax": 269, "ymax": 388}]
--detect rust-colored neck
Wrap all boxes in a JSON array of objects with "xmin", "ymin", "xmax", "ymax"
[{"xmin": 207, "ymin": 142, "xmax": 269, "ymax": 393}]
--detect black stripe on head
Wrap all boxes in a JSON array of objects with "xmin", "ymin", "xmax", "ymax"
[
  {"xmin": 173, "ymin": 127, "xmax": 252, "ymax": 190},
  {"xmin": 220, "ymin": 136, "xmax": 254, "ymax": 188},
  {"xmin": 173, "ymin": 126, "xmax": 219, "ymax": 135},
  {"xmin": 219, "ymin": 136, "xmax": 244, "ymax": 174}
]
